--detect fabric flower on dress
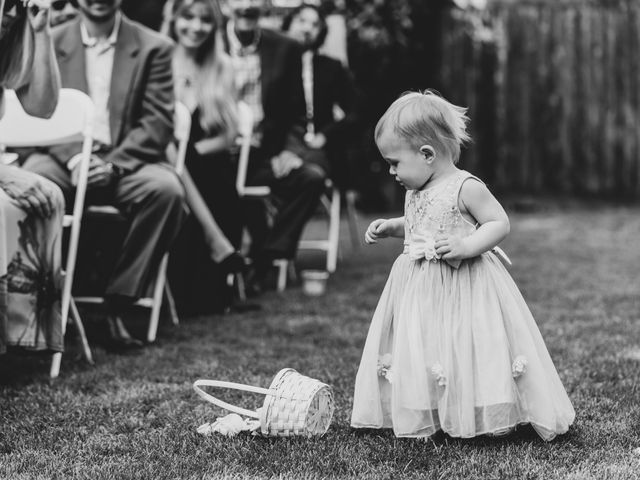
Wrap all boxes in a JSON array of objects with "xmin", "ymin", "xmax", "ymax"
[
  {"xmin": 377, "ymin": 353, "xmax": 393, "ymax": 383},
  {"xmin": 407, "ymin": 231, "xmax": 440, "ymax": 262},
  {"xmin": 431, "ymin": 363, "xmax": 447, "ymax": 386},
  {"xmin": 511, "ymin": 355, "xmax": 528, "ymax": 378}
]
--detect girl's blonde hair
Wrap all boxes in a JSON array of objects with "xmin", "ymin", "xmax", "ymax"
[
  {"xmin": 167, "ymin": 0, "xmax": 238, "ymax": 141},
  {"xmin": 0, "ymin": 8, "xmax": 35, "ymax": 90},
  {"xmin": 375, "ymin": 90, "xmax": 471, "ymax": 163}
]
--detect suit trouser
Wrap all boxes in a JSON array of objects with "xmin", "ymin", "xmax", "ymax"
[
  {"xmin": 245, "ymin": 151, "xmax": 326, "ymax": 261},
  {"xmin": 22, "ymin": 153, "xmax": 187, "ymax": 308}
]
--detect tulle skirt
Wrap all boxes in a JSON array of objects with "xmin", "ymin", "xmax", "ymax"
[{"xmin": 350, "ymin": 252, "xmax": 575, "ymax": 441}]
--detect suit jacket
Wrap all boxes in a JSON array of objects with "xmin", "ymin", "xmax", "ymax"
[
  {"xmin": 312, "ymin": 53, "xmax": 358, "ymax": 147},
  {"xmin": 224, "ymin": 27, "xmax": 305, "ymax": 162},
  {"xmin": 50, "ymin": 15, "xmax": 175, "ymax": 172}
]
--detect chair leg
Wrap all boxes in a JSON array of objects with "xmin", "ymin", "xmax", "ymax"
[
  {"xmin": 51, "ymin": 253, "xmax": 75, "ymax": 379},
  {"xmin": 235, "ymin": 273, "xmax": 247, "ymax": 301},
  {"xmin": 70, "ymin": 298, "xmax": 93, "ymax": 365},
  {"xmin": 164, "ymin": 282, "xmax": 179, "ymax": 326},
  {"xmin": 327, "ymin": 188, "xmax": 341, "ymax": 273},
  {"xmin": 275, "ymin": 259, "xmax": 288, "ymax": 292},
  {"xmin": 50, "ymin": 353, "xmax": 62, "ymax": 379},
  {"xmin": 147, "ymin": 254, "xmax": 168, "ymax": 343},
  {"xmin": 346, "ymin": 190, "xmax": 360, "ymax": 249}
]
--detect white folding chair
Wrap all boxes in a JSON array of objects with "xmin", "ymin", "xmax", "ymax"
[
  {"xmin": 0, "ymin": 88, "xmax": 95, "ymax": 378},
  {"xmin": 235, "ymin": 102, "xmax": 267, "ymax": 198},
  {"xmin": 74, "ymin": 101, "xmax": 191, "ymax": 343},
  {"xmin": 235, "ymin": 102, "xmax": 293, "ymax": 292},
  {"xmin": 235, "ymin": 102, "xmax": 362, "ymax": 291}
]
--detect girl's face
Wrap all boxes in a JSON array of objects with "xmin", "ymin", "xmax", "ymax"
[
  {"xmin": 175, "ymin": 2, "xmax": 216, "ymax": 50},
  {"xmin": 377, "ymin": 130, "xmax": 432, "ymax": 190}
]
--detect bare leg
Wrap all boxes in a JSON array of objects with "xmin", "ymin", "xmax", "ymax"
[{"xmin": 182, "ymin": 168, "xmax": 235, "ymax": 263}]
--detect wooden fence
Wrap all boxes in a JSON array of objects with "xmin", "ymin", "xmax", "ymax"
[{"xmin": 440, "ymin": 1, "xmax": 640, "ymax": 198}]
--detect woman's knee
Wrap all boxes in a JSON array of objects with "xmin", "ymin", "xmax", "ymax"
[{"xmin": 43, "ymin": 179, "xmax": 66, "ymax": 213}]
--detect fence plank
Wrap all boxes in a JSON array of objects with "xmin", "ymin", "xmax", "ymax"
[{"xmin": 440, "ymin": 2, "xmax": 640, "ymax": 197}]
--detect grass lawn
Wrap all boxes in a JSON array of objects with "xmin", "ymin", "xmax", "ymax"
[{"xmin": 1, "ymin": 201, "xmax": 640, "ymax": 479}]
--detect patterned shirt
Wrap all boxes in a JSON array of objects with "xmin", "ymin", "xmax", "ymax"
[{"xmin": 227, "ymin": 21, "xmax": 263, "ymax": 146}]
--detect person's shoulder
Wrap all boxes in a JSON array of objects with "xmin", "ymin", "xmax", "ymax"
[
  {"xmin": 315, "ymin": 53, "xmax": 344, "ymax": 73},
  {"xmin": 261, "ymin": 28, "xmax": 299, "ymax": 49},
  {"xmin": 123, "ymin": 15, "xmax": 174, "ymax": 51},
  {"xmin": 316, "ymin": 53, "xmax": 341, "ymax": 68},
  {"xmin": 458, "ymin": 171, "xmax": 490, "ymax": 202}
]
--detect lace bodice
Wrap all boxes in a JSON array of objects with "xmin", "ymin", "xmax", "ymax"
[{"xmin": 404, "ymin": 170, "xmax": 479, "ymax": 252}]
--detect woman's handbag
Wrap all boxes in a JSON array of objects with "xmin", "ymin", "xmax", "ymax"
[{"xmin": 193, "ymin": 368, "xmax": 334, "ymax": 437}]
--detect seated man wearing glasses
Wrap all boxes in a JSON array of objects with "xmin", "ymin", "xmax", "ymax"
[
  {"xmin": 222, "ymin": 0, "xmax": 326, "ymax": 294},
  {"xmin": 23, "ymin": 0, "xmax": 187, "ymax": 349}
]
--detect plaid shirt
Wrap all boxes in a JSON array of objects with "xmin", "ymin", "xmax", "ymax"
[{"xmin": 227, "ymin": 22, "xmax": 263, "ymax": 146}]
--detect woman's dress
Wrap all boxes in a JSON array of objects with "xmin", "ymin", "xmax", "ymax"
[
  {"xmin": 168, "ymin": 109, "xmax": 243, "ymax": 314},
  {"xmin": 0, "ymin": 174, "xmax": 65, "ymax": 353}
]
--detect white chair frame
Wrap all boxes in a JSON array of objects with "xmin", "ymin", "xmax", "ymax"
[
  {"xmin": 73, "ymin": 101, "xmax": 191, "ymax": 343},
  {"xmin": 0, "ymin": 88, "xmax": 95, "ymax": 378}
]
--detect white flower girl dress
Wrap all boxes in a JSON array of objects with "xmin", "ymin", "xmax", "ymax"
[{"xmin": 351, "ymin": 170, "xmax": 575, "ymax": 440}]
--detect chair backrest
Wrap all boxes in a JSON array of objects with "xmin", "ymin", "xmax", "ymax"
[
  {"xmin": 173, "ymin": 101, "xmax": 191, "ymax": 176},
  {"xmin": 235, "ymin": 101, "xmax": 255, "ymax": 195},
  {"xmin": 0, "ymin": 88, "xmax": 94, "ymax": 147}
]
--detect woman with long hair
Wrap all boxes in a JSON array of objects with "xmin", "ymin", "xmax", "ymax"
[
  {"xmin": 165, "ymin": 0, "xmax": 249, "ymax": 313},
  {"xmin": 0, "ymin": 0, "xmax": 65, "ymax": 353}
]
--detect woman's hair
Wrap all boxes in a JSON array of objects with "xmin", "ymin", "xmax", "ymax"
[
  {"xmin": 167, "ymin": 0, "xmax": 238, "ymax": 140},
  {"xmin": 281, "ymin": 3, "xmax": 328, "ymax": 51},
  {"xmin": 375, "ymin": 90, "xmax": 471, "ymax": 163},
  {"xmin": 0, "ymin": 4, "xmax": 35, "ymax": 89}
]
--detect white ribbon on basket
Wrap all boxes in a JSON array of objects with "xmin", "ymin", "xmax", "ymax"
[{"xmin": 197, "ymin": 413, "xmax": 260, "ymax": 437}]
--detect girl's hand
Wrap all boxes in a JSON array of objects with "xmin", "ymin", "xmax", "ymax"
[
  {"xmin": 435, "ymin": 236, "xmax": 470, "ymax": 261},
  {"xmin": 365, "ymin": 218, "xmax": 392, "ymax": 244},
  {"xmin": 25, "ymin": 0, "xmax": 52, "ymax": 33}
]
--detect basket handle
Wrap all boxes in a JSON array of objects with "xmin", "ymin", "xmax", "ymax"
[{"xmin": 193, "ymin": 379, "xmax": 274, "ymax": 419}]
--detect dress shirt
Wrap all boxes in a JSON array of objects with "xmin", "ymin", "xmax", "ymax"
[{"xmin": 80, "ymin": 13, "xmax": 121, "ymax": 147}]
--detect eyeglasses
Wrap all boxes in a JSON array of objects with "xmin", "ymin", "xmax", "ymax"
[{"xmin": 51, "ymin": 0, "xmax": 69, "ymax": 10}]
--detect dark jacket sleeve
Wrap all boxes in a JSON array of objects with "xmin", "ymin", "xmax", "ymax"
[
  {"xmin": 319, "ymin": 59, "xmax": 358, "ymax": 145},
  {"xmin": 262, "ymin": 33, "xmax": 305, "ymax": 159},
  {"xmin": 104, "ymin": 40, "xmax": 175, "ymax": 172}
]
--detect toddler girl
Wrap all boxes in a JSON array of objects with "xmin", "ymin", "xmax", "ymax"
[{"xmin": 351, "ymin": 91, "xmax": 575, "ymax": 441}]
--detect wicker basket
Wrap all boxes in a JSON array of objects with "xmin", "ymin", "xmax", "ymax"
[{"xmin": 193, "ymin": 368, "xmax": 334, "ymax": 437}]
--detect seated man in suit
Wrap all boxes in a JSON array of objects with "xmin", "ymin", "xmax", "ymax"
[
  {"xmin": 22, "ymin": 0, "xmax": 187, "ymax": 349},
  {"xmin": 222, "ymin": 0, "xmax": 326, "ymax": 293},
  {"xmin": 281, "ymin": 2, "xmax": 359, "ymax": 191}
]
